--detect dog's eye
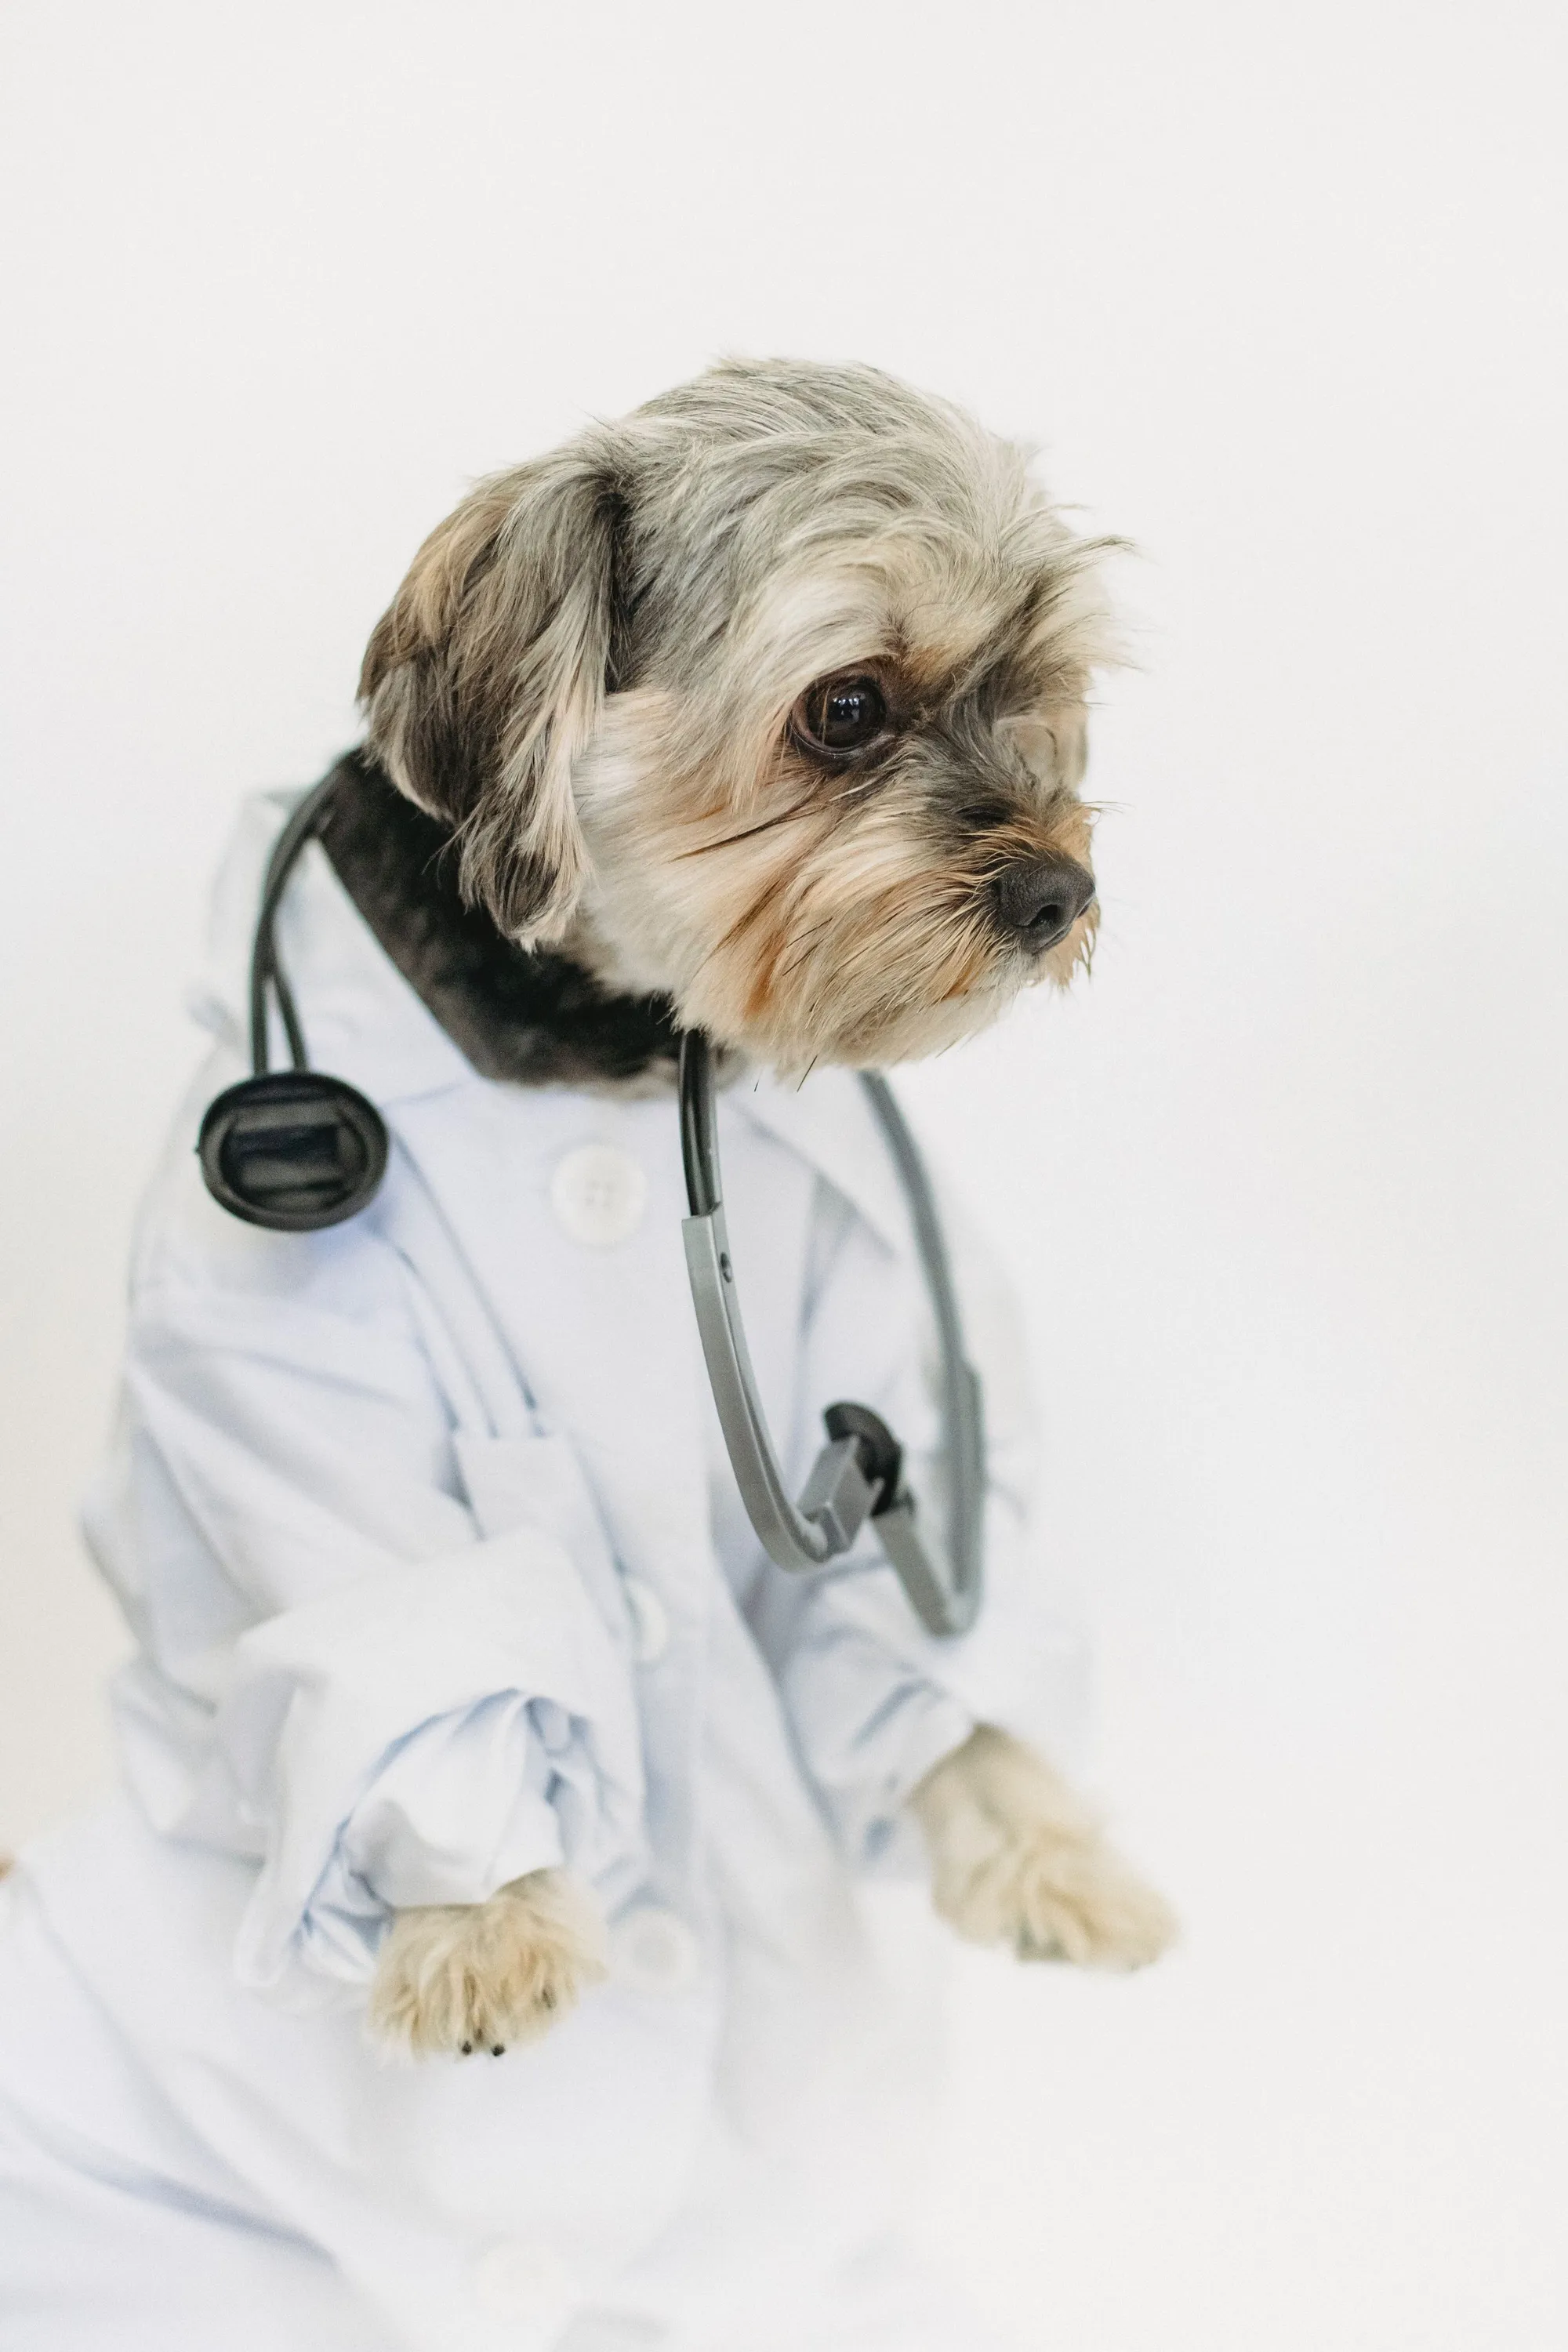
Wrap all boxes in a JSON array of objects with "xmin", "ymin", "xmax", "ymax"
[{"xmin": 793, "ymin": 673, "xmax": 888, "ymax": 756}]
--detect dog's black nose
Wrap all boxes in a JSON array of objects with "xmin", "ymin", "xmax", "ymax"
[{"xmin": 995, "ymin": 858, "xmax": 1097, "ymax": 951}]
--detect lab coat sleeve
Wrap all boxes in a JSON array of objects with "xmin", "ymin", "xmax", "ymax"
[
  {"xmin": 774, "ymin": 1181, "xmax": 1090, "ymax": 1871},
  {"xmin": 86, "ymin": 1242, "xmax": 644, "ymax": 2010}
]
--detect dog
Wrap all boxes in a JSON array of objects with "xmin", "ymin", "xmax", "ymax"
[
  {"xmin": 351, "ymin": 358, "xmax": 1174, "ymax": 2057},
  {"xmin": 0, "ymin": 358, "xmax": 1174, "ymax": 2351}
]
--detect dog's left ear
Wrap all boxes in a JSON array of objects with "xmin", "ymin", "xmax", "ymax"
[{"xmin": 358, "ymin": 442, "xmax": 623, "ymax": 944}]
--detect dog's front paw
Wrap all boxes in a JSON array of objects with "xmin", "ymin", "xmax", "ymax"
[
  {"xmin": 949, "ymin": 1823, "xmax": 1178, "ymax": 1969},
  {"xmin": 367, "ymin": 1867, "xmax": 607, "ymax": 2058},
  {"xmin": 912, "ymin": 1726, "xmax": 1177, "ymax": 1972}
]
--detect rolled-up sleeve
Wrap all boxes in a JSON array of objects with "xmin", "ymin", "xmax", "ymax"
[
  {"xmin": 216, "ymin": 1535, "xmax": 645, "ymax": 2005},
  {"xmin": 83, "ymin": 1239, "xmax": 644, "ymax": 2010}
]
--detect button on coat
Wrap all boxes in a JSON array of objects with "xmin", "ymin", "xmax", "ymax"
[{"xmin": 550, "ymin": 1144, "xmax": 649, "ymax": 1248}]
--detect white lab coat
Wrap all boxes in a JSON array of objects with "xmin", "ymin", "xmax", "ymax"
[{"xmin": 0, "ymin": 791, "xmax": 1087, "ymax": 2352}]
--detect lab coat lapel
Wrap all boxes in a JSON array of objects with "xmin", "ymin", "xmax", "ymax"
[{"xmin": 730, "ymin": 1069, "xmax": 915, "ymax": 1263}]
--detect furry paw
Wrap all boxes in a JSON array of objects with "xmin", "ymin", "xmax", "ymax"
[
  {"xmin": 910, "ymin": 1726, "xmax": 1177, "ymax": 1972},
  {"xmin": 367, "ymin": 1867, "xmax": 607, "ymax": 2058}
]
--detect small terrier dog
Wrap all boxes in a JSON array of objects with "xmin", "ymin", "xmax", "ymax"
[{"xmin": 351, "ymin": 358, "xmax": 1174, "ymax": 2056}]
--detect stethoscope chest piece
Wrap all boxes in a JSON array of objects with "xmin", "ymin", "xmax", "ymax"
[{"xmin": 198, "ymin": 1069, "xmax": 388, "ymax": 1232}]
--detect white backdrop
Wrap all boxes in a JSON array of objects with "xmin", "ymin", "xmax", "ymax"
[{"xmin": 2, "ymin": 4, "xmax": 1565, "ymax": 2346}]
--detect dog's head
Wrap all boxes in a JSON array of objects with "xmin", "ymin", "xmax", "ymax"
[{"xmin": 360, "ymin": 359, "xmax": 1118, "ymax": 1069}]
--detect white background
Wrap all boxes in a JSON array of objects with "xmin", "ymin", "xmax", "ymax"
[{"xmin": 2, "ymin": 4, "xmax": 1565, "ymax": 2346}]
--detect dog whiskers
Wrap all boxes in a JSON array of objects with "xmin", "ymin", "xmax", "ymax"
[{"xmin": 674, "ymin": 799, "xmax": 816, "ymax": 859}]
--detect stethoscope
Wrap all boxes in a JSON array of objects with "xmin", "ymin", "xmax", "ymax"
[{"xmin": 197, "ymin": 768, "xmax": 984, "ymax": 1637}]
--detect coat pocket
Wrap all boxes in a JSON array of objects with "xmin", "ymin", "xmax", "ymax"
[{"xmin": 452, "ymin": 1428, "xmax": 631, "ymax": 1656}]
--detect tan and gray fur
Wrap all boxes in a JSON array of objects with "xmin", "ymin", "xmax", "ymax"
[
  {"xmin": 361, "ymin": 358, "xmax": 1113, "ymax": 1073},
  {"xmin": 357, "ymin": 358, "xmax": 1174, "ymax": 2056}
]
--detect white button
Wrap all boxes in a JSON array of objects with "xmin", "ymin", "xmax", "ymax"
[
  {"xmin": 608, "ymin": 1907, "xmax": 701, "ymax": 1995},
  {"xmin": 622, "ymin": 1577, "xmax": 670, "ymax": 1666},
  {"xmin": 474, "ymin": 2240, "xmax": 578, "ymax": 2332},
  {"xmin": 550, "ymin": 1145, "xmax": 647, "ymax": 1248}
]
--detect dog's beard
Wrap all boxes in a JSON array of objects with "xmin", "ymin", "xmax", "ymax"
[{"xmin": 572, "ymin": 697, "xmax": 1098, "ymax": 1071}]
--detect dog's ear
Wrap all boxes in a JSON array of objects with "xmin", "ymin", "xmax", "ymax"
[{"xmin": 359, "ymin": 445, "xmax": 623, "ymax": 945}]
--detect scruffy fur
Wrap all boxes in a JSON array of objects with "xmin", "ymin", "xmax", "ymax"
[
  {"xmin": 353, "ymin": 358, "xmax": 1172, "ymax": 2054},
  {"xmin": 360, "ymin": 358, "xmax": 1114, "ymax": 1073},
  {"xmin": 369, "ymin": 1867, "xmax": 608, "ymax": 2057},
  {"xmin": 910, "ymin": 1728, "xmax": 1176, "ymax": 1966},
  {"xmin": 320, "ymin": 749, "xmax": 684, "ymax": 1091}
]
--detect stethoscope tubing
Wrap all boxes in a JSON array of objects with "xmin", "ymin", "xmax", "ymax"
[
  {"xmin": 249, "ymin": 771, "xmax": 347, "ymax": 1074},
  {"xmin": 679, "ymin": 1030, "xmax": 983, "ymax": 1636}
]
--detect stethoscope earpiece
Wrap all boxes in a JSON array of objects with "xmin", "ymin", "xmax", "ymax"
[{"xmin": 198, "ymin": 1069, "xmax": 389, "ymax": 1232}]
